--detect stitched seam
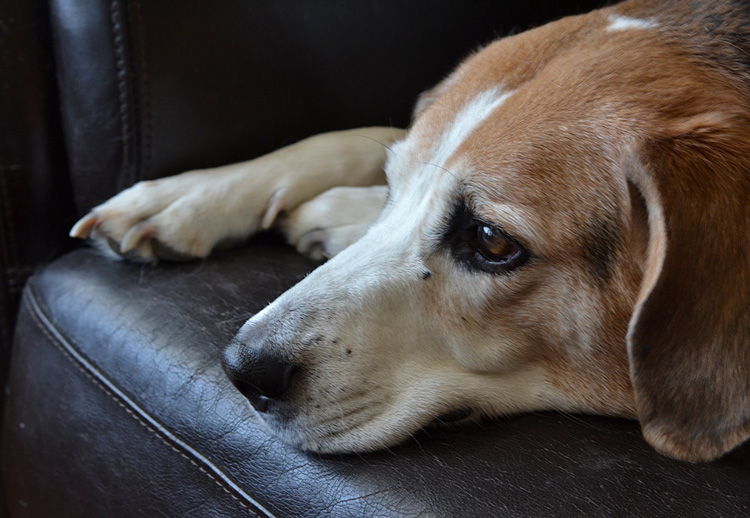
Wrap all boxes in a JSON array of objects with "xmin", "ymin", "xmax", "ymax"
[
  {"xmin": 110, "ymin": 0, "xmax": 132, "ymax": 187},
  {"xmin": 24, "ymin": 287, "xmax": 275, "ymax": 517},
  {"xmin": 133, "ymin": 0, "xmax": 151, "ymax": 181},
  {"xmin": 24, "ymin": 290, "xmax": 269, "ymax": 516}
]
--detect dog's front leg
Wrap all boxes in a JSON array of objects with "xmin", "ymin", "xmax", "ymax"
[
  {"xmin": 281, "ymin": 185, "xmax": 388, "ymax": 260},
  {"xmin": 70, "ymin": 127, "xmax": 405, "ymax": 262}
]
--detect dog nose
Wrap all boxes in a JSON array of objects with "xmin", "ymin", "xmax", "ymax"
[{"xmin": 222, "ymin": 327, "xmax": 298, "ymax": 412}]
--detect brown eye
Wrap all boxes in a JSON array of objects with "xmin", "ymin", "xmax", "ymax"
[
  {"xmin": 463, "ymin": 221, "xmax": 529, "ymax": 273},
  {"xmin": 445, "ymin": 202, "xmax": 530, "ymax": 274},
  {"xmin": 477, "ymin": 224, "xmax": 517, "ymax": 261}
]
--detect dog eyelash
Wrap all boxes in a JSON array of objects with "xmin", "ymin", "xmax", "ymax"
[
  {"xmin": 466, "ymin": 222, "xmax": 529, "ymax": 273},
  {"xmin": 444, "ymin": 201, "xmax": 531, "ymax": 274}
]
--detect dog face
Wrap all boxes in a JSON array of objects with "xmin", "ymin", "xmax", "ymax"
[{"xmin": 225, "ymin": 1, "xmax": 750, "ymax": 461}]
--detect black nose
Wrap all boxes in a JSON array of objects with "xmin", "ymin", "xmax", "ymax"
[{"xmin": 222, "ymin": 333, "xmax": 298, "ymax": 412}]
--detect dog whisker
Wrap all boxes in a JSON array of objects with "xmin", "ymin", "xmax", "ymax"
[
  {"xmin": 328, "ymin": 389, "xmax": 370, "ymax": 406},
  {"xmin": 353, "ymin": 133, "xmax": 396, "ymax": 154},
  {"xmin": 312, "ymin": 408, "xmax": 382, "ymax": 442},
  {"xmin": 309, "ymin": 401, "xmax": 380, "ymax": 429},
  {"xmin": 418, "ymin": 160, "xmax": 459, "ymax": 180}
]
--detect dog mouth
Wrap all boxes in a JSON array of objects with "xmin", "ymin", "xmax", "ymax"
[
  {"xmin": 256, "ymin": 399, "xmax": 477, "ymax": 454},
  {"xmin": 254, "ymin": 393, "xmax": 386, "ymax": 449},
  {"xmin": 432, "ymin": 408, "xmax": 474, "ymax": 424}
]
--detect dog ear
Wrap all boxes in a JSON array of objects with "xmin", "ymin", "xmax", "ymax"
[{"xmin": 625, "ymin": 113, "xmax": 750, "ymax": 462}]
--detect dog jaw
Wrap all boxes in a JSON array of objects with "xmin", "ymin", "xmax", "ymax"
[
  {"xmin": 232, "ymin": 0, "xmax": 750, "ymax": 456},
  {"xmin": 233, "ymin": 83, "xmax": 616, "ymax": 452},
  {"xmin": 236, "ymin": 229, "xmax": 569, "ymax": 452}
]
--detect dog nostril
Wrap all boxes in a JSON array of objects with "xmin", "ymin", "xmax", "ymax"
[
  {"xmin": 231, "ymin": 380, "xmax": 273, "ymax": 412},
  {"xmin": 247, "ymin": 358, "xmax": 298, "ymax": 399},
  {"xmin": 222, "ymin": 346, "xmax": 299, "ymax": 412}
]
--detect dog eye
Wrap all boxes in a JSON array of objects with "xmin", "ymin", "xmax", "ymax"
[
  {"xmin": 444, "ymin": 202, "xmax": 530, "ymax": 274},
  {"xmin": 463, "ymin": 222, "xmax": 528, "ymax": 273},
  {"xmin": 477, "ymin": 225, "xmax": 515, "ymax": 259}
]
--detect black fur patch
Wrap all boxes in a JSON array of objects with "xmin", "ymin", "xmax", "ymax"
[
  {"xmin": 653, "ymin": 1, "xmax": 750, "ymax": 83},
  {"xmin": 582, "ymin": 215, "xmax": 621, "ymax": 285}
]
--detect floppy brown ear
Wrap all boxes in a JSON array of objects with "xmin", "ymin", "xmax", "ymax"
[{"xmin": 625, "ymin": 115, "xmax": 750, "ymax": 462}]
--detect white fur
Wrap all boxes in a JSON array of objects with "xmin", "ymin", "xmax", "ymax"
[
  {"xmin": 282, "ymin": 185, "xmax": 388, "ymax": 260},
  {"xmin": 432, "ymin": 88, "xmax": 513, "ymax": 167},
  {"xmin": 71, "ymin": 127, "xmax": 404, "ymax": 261},
  {"xmin": 239, "ymin": 177, "xmax": 561, "ymax": 451},
  {"xmin": 607, "ymin": 15, "xmax": 658, "ymax": 32},
  {"xmin": 230, "ymin": 91, "xmax": 564, "ymax": 453},
  {"xmin": 75, "ymin": 93, "xmax": 562, "ymax": 454}
]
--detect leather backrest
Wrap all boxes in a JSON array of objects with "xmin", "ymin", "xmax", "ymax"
[
  {"xmin": 0, "ymin": 0, "xmax": 73, "ymax": 401},
  {"xmin": 50, "ymin": 0, "xmax": 608, "ymax": 215},
  {"xmin": 0, "ymin": 0, "xmax": 609, "ymax": 414},
  {"xmin": 2, "ymin": 1, "xmax": 609, "ymax": 507}
]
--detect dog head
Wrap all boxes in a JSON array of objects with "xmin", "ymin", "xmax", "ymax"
[{"xmin": 224, "ymin": 1, "xmax": 750, "ymax": 461}]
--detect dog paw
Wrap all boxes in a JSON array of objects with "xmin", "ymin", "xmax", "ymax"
[
  {"xmin": 281, "ymin": 186, "xmax": 387, "ymax": 260},
  {"xmin": 70, "ymin": 170, "xmax": 285, "ymax": 262},
  {"xmin": 70, "ymin": 179, "xmax": 207, "ymax": 262}
]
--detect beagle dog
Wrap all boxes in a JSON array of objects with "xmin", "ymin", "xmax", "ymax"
[{"xmin": 71, "ymin": 0, "xmax": 750, "ymax": 462}]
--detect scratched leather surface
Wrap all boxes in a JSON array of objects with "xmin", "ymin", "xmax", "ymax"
[
  {"xmin": 3, "ymin": 235, "xmax": 749, "ymax": 517},
  {"xmin": 4, "ymin": 0, "xmax": 750, "ymax": 515}
]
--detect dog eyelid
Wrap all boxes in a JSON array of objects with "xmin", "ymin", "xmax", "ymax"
[
  {"xmin": 443, "ymin": 200, "xmax": 532, "ymax": 274},
  {"xmin": 466, "ymin": 202, "xmax": 534, "ymax": 252}
]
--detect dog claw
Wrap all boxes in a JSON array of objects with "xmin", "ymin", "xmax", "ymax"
[
  {"xmin": 261, "ymin": 187, "xmax": 288, "ymax": 230},
  {"xmin": 120, "ymin": 222, "xmax": 156, "ymax": 253},
  {"xmin": 297, "ymin": 229, "xmax": 329, "ymax": 261},
  {"xmin": 69, "ymin": 213, "xmax": 98, "ymax": 239}
]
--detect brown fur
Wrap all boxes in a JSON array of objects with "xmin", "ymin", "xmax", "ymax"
[{"xmin": 416, "ymin": 0, "xmax": 750, "ymax": 460}]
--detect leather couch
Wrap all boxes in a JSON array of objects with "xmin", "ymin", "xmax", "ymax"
[{"xmin": 2, "ymin": 1, "xmax": 749, "ymax": 516}]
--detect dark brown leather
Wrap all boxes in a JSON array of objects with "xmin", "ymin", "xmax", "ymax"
[
  {"xmin": 50, "ymin": 0, "xmax": 608, "ymax": 215},
  {"xmin": 1, "ymin": 0, "xmax": 605, "ymax": 420},
  {"xmin": 0, "ymin": 0, "xmax": 74, "ymax": 412},
  {"xmin": 4, "ymin": 238, "xmax": 749, "ymax": 517},
  {"xmin": 13, "ymin": 1, "xmax": 750, "ymax": 516}
]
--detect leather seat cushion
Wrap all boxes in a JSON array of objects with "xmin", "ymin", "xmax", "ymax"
[{"xmin": 4, "ymin": 237, "xmax": 750, "ymax": 516}]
